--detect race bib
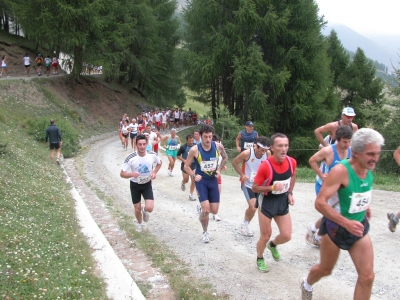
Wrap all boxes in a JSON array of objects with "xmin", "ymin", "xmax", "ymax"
[
  {"xmin": 168, "ymin": 145, "xmax": 177, "ymax": 150},
  {"xmin": 249, "ymin": 172, "xmax": 257, "ymax": 183},
  {"xmin": 244, "ymin": 142, "xmax": 254, "ymax": 150},
  {"xmin": 272, "ymin": 178, "xmax": 291, "ymax": 194},
  {"xmin": 137, "ymin": 175, "xmax": 151, "ymax": 184},
  {"xmin": 200, "ymin": 160, "xmax": 217, "ymax": 172},
  {"xmin": 348, "ymin": 191, "xmax": 371, "ymax": 214}
]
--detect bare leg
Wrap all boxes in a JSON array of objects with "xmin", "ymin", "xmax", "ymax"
[
  {"xmin": 272, "ymin": 214, "xmax": 292, "ymax": 246},
  {"xmin": 256, "ymin": 209, "xmax": 272, "ymax": 257},
  {"xmin": 244, "ymin": 198, "xmax": 257, "ymax": 222}
]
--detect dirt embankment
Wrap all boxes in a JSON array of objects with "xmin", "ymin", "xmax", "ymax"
[{"xmin": 67, "ymin": 132, "xmax": 400, "ymax": 300}]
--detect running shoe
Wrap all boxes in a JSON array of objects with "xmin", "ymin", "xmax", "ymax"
[
  {"xmin": 267, "ymin": 241, "xmax": 281, "ymax": 261},
  {"xmin": 256, "ymin": 258, "xmax": 268, "ymax": 273},
  {"xmin": 387, "ymin": 212, "xmax": 399, "ymax": 232},
  {"xmin": 189, "ymin": 194, "xmax": 196, "ymax": 201},
  {"xmin": 305, "ymin": 224, "xmax": 319, "ymax": 247},
  {"xmin": 300, "ymin": 277, "xmax": 313, "ymax": 300},
  {"xmin": 142, "ymin": 207, "xmax": 149, "ymax": 223},
  {"xmin": 213, "ymin": 214, "xmax": 221, "ymax": 221},
  {"xmin": 240, "ymin": 223, "xmax": 254, "ymax": 237},
  {"xmin": 137, "ymin": 223, "xmax": 145, "ymax": 232},
  {"xmin": 197, "ymin": 204, "xmax": 202, "ymax": 214},
  {"xmin": 56, "ymin": 158, "xmax": 60, "ymax": 165},
  {"xmin": 181, "ymin": 182, "xmax": 185, "ymax": 191},
  {"xmin": 202, "ymin": 231, "xmax": 210, "ymax": 243}
]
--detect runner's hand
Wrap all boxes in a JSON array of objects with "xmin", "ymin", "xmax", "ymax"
[
  {"xmin": 215, "ymin": 170, "xmax": 221, "ymax": 178},
  {"xmin": 131, "ymin": 172, "xmax": 140, "ymax": 178},
  {"xmin": 241, "ymin": 175, "xmax": 249, "ymax": 181},
  {"xmin": 288, "ymin": 193, "xmax": 295, "ymax": 206},
  {"xmin": 151, "ymin": 171, "xmax": 157, "ymax": 180},
  {"xmin": 194, "ymin": 174, "xmax": 202, "ymax": 182},
  {"xmin": 236, "ymin": 146, "xmax": 241, "ymax": 152},
  {"xmin": 344, "ymin": 220, "xmax": 364, "ymax": 237},
  {"xmin": 273, "ymin": 182, "xmax": 285, "ymax": 192}
]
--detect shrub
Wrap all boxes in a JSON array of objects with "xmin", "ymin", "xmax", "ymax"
[{"xmin": 26, "ymin": 117, "xmax": 80, "ymax": 158}]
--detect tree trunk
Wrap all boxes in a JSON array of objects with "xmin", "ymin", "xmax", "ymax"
[
  {"xmin": 4, "ymin": 12, "xmax": 9, "ymax": 33},
  {"xmin": 73, "ymin": 45, "xmax": 83, "ymax": 80}
]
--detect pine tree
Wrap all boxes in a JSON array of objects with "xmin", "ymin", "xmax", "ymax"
[{"xmin": 327, "ymin": 30, "xmax": 349, "ymax": 86}]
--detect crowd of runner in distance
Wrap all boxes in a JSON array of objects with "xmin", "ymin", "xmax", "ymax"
[
  {"xmin": 1, "ymin": 53, "xmax": 59, "ymax": 78},
  {"xmin": 118, "ymin": 106, "xmax": 400, "ymax": 300}
]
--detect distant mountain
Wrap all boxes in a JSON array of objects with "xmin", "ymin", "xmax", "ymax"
[{"xmin": 322, "ymin": 24, "xmax": 398, "ymax": 72}]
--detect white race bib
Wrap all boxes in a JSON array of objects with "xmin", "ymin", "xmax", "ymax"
[
  {"xmin": 249, "ymin": 172, "xmax": 257, "ymax": 183},
  {"xmin": 137, "ymin": 175, "xmax": 151, "ymax": 184},
  {"xmin": 244, "ymin": 142, "xmax": 254, "ymax": 150},
  {"xmin": 168, "ymin": 145, "xmax": 177, "ymax": 150},
  {"xmin": 348, "ymin": 191, "xmax": 371, "ymax": 214},
  {"xmin": 272, "ymin": 178, "xmax": 291, "ymax": 194},
  {"xmin": 200, "ymin": 160, "xmax": 217, "ymax": 172}
]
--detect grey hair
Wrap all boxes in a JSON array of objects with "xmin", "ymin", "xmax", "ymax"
[{"xmin": 351, "ymin": 128, "xmax": 385, "ymax": 153}]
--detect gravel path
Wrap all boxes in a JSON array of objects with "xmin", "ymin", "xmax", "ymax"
[{"xmin": 69, "ymin": 132, "xmax": 400, "ymax": 299}]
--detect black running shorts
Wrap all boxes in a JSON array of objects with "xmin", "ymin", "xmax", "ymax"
[{"xmin": 130, "ymin": 180, "xmax": 154, "ymax": 204}]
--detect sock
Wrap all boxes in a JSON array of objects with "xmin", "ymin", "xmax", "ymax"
[
  {"xmin": 257, "ymin": 257, "xmax": 263, "ymax": 261},
  {"xmin": 269, "ymin": 241, "xmax": 276, "ymax": 248},
  {"xmin": 303, "ymin": 279, "xmax": 313, "ymax": 292},
  {"xmin": 314, "ymin": 233, "xmax": 322, "ymax": 241},
  {"xmin": 311, "ymin": 223, "xmax": 317, "ymax": 232}
]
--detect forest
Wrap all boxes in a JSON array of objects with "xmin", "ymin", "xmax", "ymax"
[{"xmin": 1, "ymin": 0, "xmax": 400, "ymax": 169}]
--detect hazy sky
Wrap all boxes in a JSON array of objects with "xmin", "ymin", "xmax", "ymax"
[{"xmin": 315, "ymin": 0, "xmax": 400, "ymax": 36}]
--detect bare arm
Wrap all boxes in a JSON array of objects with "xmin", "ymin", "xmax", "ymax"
[
  {"xmin": 235, "ymin": 132, "xmax": 242, "ymax": 152},
  {"xmin": 314, "ymin": 123, "xmax": 334, "ymax": 147},
  {"xmin": 232, "ymin": 150, "xmax": 250, "ymax": 180},
  {"xmin": 217, "ymin": 142, "xmax": 228, "ymax": 171},
  {"xmin": 315, "ymin": 164, "xmax": 364, "ymax": 237},
  {"xmin": 308, "ymin": 147, "xmax": 331, "ymax": 181},
  {"xmin": 394, "ymin": 147, "xmax": 400, "ymax": 165},
  {"xmin": 288, "ymin": 172, "xmax": 296, "ymax": 205}
]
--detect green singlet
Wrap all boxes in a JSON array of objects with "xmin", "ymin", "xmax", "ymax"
[{"xmin": 338, "ymin": 159, "xmax": 374, "ymax": 222}]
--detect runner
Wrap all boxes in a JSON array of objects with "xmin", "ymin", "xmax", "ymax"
[
  {"xmin": 300, "ymin": 128, "xmax": 384, "ymax": 300},
  {"xmin": 35, "ymin": 54, "xmax": 43, "ymax": 76},
  {"xmin": 154, "ymin": 109, "xmax": 162, "ymax": 131},
  {"xmin": 193, "ymin": 129, "xmax": 201, "ymax": 144},
  {"xmin": 236, "ymin": 121, "xmax": 259, "ymax": 152},
  {"xmin": 45, "ymin": 119, "xmax": 63, "ymax": 164},
  {"xmin": 120, "ymin": 134, "xmax": 162, "ymax": 230},
  {"xmin": 169, "ymin": 110, "xmax": 174, "ymax": 129},
  {"xmin": 23, "ymin": 54, "xmax": 31, "ymax": 76},
  {"xmin": 151, "ymin": 126, "xmax": 162, "ymax": 154},
  {"xmin": 0, "ymin": 55, "xmax": 10, "ymax": 78},
  {"xmin": 128, "ymin": 118, "xmax": 138, "ymax": 150},
  {"xmin": 52, "ymin": 56, "xmax": 58, "ymax": 75},
  {"xmin": 184, "ymin": 124, "xmax": 228, "ymax": 243},
  {"xmin": 162, "ymin": 128, "xmax": 181, "ymax": 176},
  {"xmin": 306, "ymin": 126, "xmax": 353, "ymax": 247},
  {"xmin": 314, "ymin": 107, "xmax": 358, "ymax": 147},
  {"xmin": 252, "ymin": 133, "xmax": 297, "ymax": 272},
  {"xmin": 121, "ymin": 119, "xmax": 130, "ymax": 150},
  {"xmin": 387, "ymin": 146, "xmax": 400, "ymax": 232},
  {"xmin": 188, "ymin": 108, "xmax": 193, "ymax": 125},
  {"xmin": 232, "ymin": 136, "xmax": 271, "ymax": 236},
  {"xmin": 177, "ymin": 134, "xmax": 197, "ymax": 201},
  {"xmin": 174, "ymin": 108, "xmax": 180, "ymax": 128},
  {"xmin": 44, "ymin": 55, "xmax": 51, "ymax": 76},
  {"xmin": 137, "ymin": 114, "xmax": 145, "ymax": 134},
  {"xmin": 161, "ymin": 111, "xmax": 168, "ymax": 133}
]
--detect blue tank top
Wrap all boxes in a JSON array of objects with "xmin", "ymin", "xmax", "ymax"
[
  {"xmin": 316, "ymin": 144, "xmax": 351, "ymax": 185},
  {"xmin": 240, "ymin": 129, "xmax": 258, "ymax": 151},
  {"xmin": 194, "ymin": 141, "xmax": 219, "ymax": 179}
]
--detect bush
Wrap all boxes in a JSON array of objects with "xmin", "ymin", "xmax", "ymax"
[{"xmin": 26, "ymin": 117, "xmax": 80, "ymax": 158}]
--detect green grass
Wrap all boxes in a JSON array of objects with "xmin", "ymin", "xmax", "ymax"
[
  {"xmin": 0, "ymin": 122, "xmax": 107, "ymax": 299},
  {"xmin": 184, "ymin": 96, "xmax": 210, "ymax": 118}
]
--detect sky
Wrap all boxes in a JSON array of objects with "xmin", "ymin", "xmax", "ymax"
[{"xmin": 315, "ymin": 0, "xmax": 400, "ymax": 36}]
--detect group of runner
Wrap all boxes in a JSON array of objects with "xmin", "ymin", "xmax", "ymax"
[{"xmin": 119, "ymin": 106, "xmax": 399, "ymax": 299}]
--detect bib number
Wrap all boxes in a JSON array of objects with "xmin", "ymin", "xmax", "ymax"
[
  {"xmin": 137, "ymin": 175, "xmax": 151, "ymax": 184},
  {"xmin": 272, "ymin": 178, "xmax": 291, "ymax": 194},
  {"xmin": 200, "ymin": 160, "xmax": 217, "ymax": 172},
  {"xmin": 168, "ymin": 145, "xmax": 177, "ymax": 150},
  {"xmin": 348, "ymin": 191, "xmax": 371, "ymax": 214},
  {"xmin": 249, "ymin": 172, "xmax": 257, "ymax": 183},
  {"xmin": 244, "ymin": 142, "xmax": 254, "ymax": 150}
]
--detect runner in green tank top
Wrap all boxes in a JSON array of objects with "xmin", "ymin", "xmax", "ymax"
[{"xmin": 301, "ymin": 128, "xmax": 385, "ymax": 300}]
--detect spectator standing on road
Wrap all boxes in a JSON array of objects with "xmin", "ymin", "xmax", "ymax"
[
  {"xmin": 45, "ymin": 119, "xmax": 63, "ymax": 164},
  {"xmin": 23, "ymin": 54, "xmax": 31, "ymax": 76},
  {"xmin": 0, "ymin": 55, "xmax": 10, "ymax": 78}
]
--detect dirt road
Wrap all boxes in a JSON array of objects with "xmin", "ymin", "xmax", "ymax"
[{"xmin": 71, "ymin": 133, "xmax": 400, "ymax": 299}]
